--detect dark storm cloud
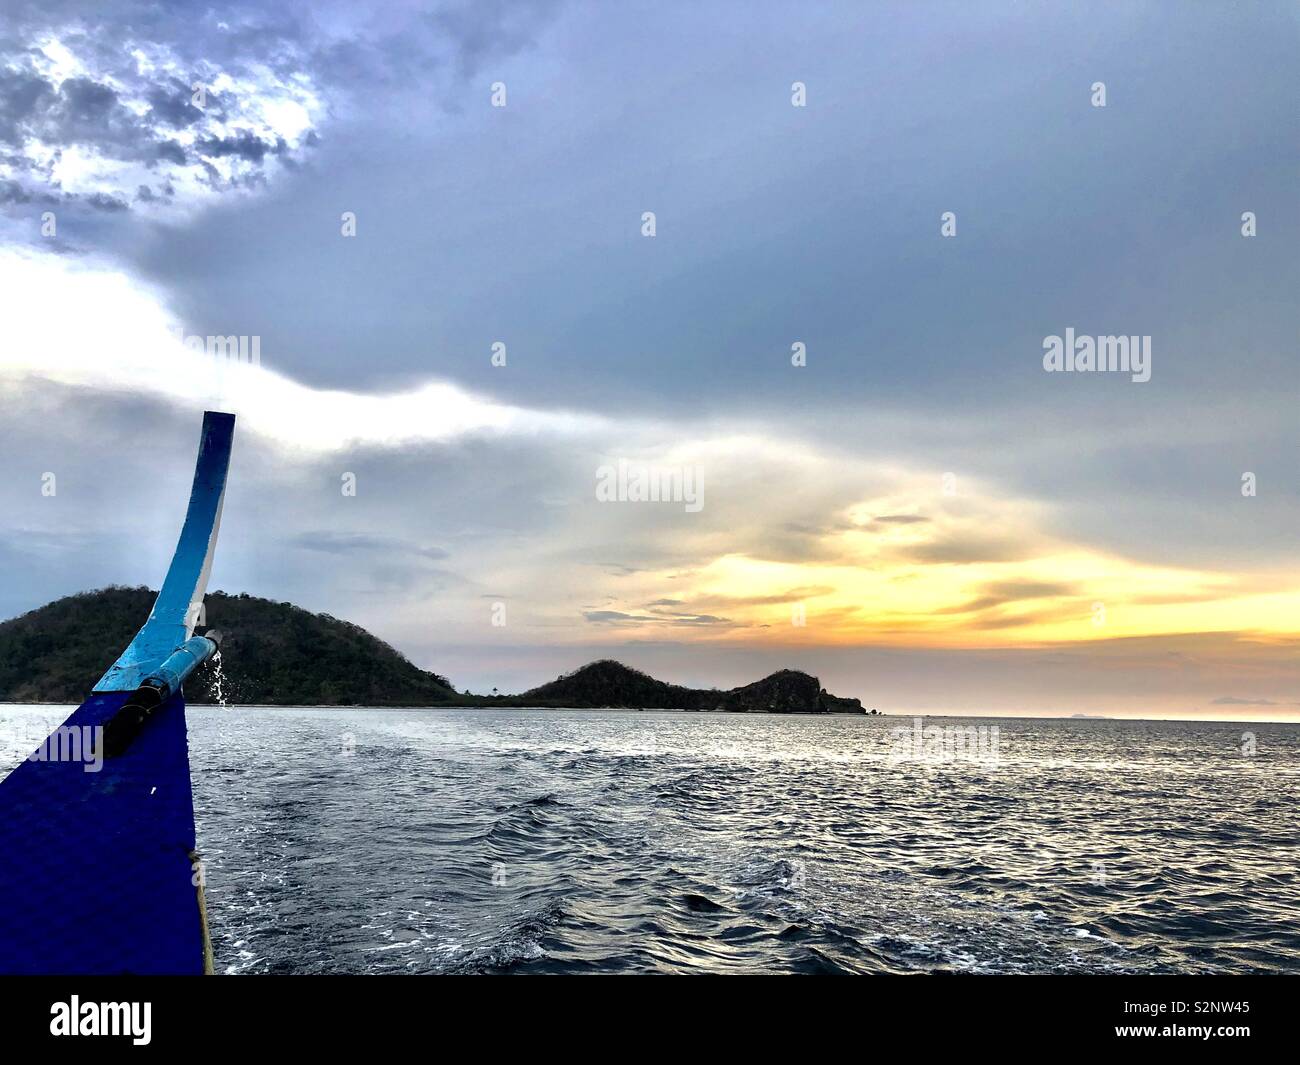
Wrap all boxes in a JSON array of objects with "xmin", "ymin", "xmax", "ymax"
[
  {"xmin": 0, "ymin": 72, "xmax": 139, "ymax": 156},
  {"xmin": 83, "ymin": 191, "xmax": 127, "ymax": 211},
  {"xmin": 145, "ymin": 77, "xmax": 208, "ymax": 128},
  {"xmin": 0, "ymin": 32, "xmax": 314, "ymax": 209},
  {"xmin": 151, "ymin": 140, "xmax": 186, "ymax": 166},
  {"xmin": 56, "ymin": 75, "xmax": 116, "ymax": 122},
  {"xmin": 0, "ymin": 66, "xmax": 53, "ymax": 141},
  {"xmin": 195, "ymin": 130, "xmax": 280, "ymax": 164},
  {"xmin": 0, "ymin": 0, "xmax": 565, "ymax": 214}
]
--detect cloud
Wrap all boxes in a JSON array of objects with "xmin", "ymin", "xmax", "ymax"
[
  {"xmin": 0, "ymin": 247, "xmax": 607, "ymax": 450},
  {"xmin": 583, "ymin": 609, "xmax": 736, "ymax": 628},
  {"xmin": 0, "ymin": 1, "xmax": 565, "ymax": 228},
  {"xmin": 981, "ymin": 580, "xmax": 1078, "ymax": 601},
  {"xmin": 8, "ymin": 247, "xmax": 1298, "ymax": 668},
  {"xmin": 144, "ymin": 77, "xmax": 206, "ymax": 128},
  {"xmin": 891, "ymin": 531, "xmax": 1042, "ymax": 565},
  {"xmin": 1210, "ymin": 696, "xmax": 1278, "ymax": 706},
  {"xmin": 667, "ymin": 586, "xmax": 837, "ymax": 610},
  {"xmin": 0, "ymin": 28, "xmax": 325, "ymax": 218},
  {"xmin": 195, "ymin": 129, "xmax": 283, "ymax": 164},
  {"xmin": 291, "ymin": 531, "xmax": 448, "ymax": 561},
  {"xmin": 584, "ymin": 610, "xmax": 656, "ymax": 624}
]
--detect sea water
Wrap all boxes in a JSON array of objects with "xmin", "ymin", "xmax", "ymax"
[{"xmin": 0, "ymin": 705, "xmax": 1296, "ymax": 974}]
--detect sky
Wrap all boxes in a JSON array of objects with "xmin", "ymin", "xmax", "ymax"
[{"xmin": 0, "ymin": 1, "xmax": 1297, "ymax": 719}]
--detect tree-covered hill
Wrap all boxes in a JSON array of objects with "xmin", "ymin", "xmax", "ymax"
[
  {"xmin": 0, "ymin": 587, "xmax": 459, "ymax": 706},
  {"xmin": 523, "ymin": 659, "xmax": 709, "ymax": 709}
]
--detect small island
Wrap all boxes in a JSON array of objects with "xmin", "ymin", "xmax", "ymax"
[
  {"xmin": 0, "ymin": 588, "xmax": 867, "ymax": 714},
  {"xmin": 516, "ymin": 658, "xmax": 865, "ymax": 714}
]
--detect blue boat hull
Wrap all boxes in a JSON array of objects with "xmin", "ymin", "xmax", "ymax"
[
  {"xmin": 0, "ymin": 691, "xmax": 203, "ymax": 974},
  {"xmin": 0, "ymin": 411, "xmax": 235, "ymax": 975}
]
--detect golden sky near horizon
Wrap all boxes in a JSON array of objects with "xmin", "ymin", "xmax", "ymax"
[{"xmin": 571, "ymin": 483, "xmax": 1300, "ymax": 651}]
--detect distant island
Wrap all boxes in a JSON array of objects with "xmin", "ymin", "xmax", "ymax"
[
  {"xmin": 0, "ymin": 588, "xmax": 868, "ymax": 714},
  {"xmin": 522, "ymin": 658, "xmax": 866, "ymax": 714}
]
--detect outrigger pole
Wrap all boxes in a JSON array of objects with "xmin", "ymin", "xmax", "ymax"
[{"xmin": 0, "ymin": 411, "xmax": 235, "ymax": 975}]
